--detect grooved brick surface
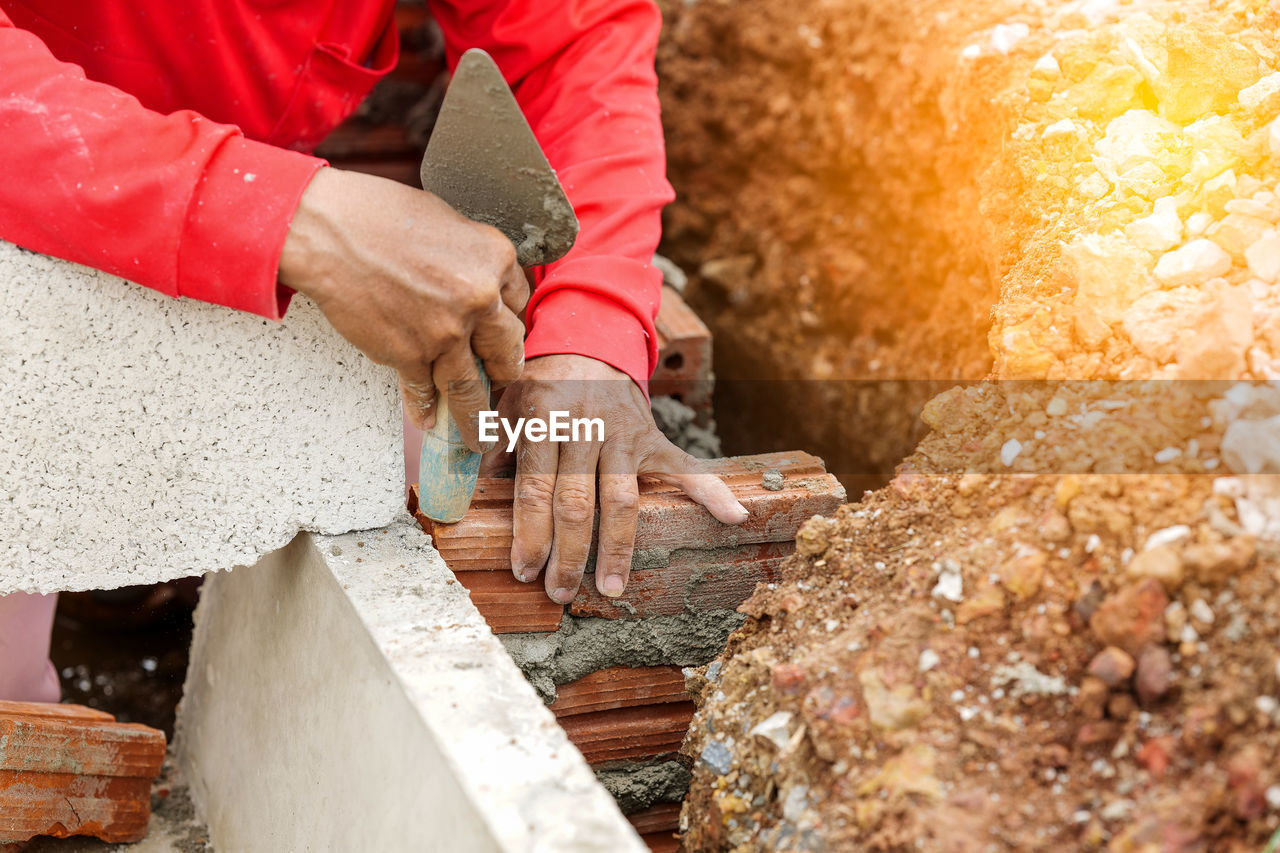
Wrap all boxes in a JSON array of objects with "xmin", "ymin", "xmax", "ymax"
[
  {"xmin": 0, "ymin": 701, "xmax": 166, "ymax": 845},
  {"xmin": 556, "ymin": 702, "xmax": 696, "ymax": 764},
  {"xmin": 0, "ymin": 241, "xmax": 404, "ymax": 594},
  {"xmin": 549, "ymin": 666, "xmax": 689, "ymax": 717},
  {"xmin": 412, "ymin": 452, "xmax": 844, "ymax": 631}
]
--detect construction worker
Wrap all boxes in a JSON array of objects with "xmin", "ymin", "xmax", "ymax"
[{"xmin": 0, "ymin": 0, "xmax": 748, "ymax": 702}]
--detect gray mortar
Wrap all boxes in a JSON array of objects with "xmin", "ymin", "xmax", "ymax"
[
  {"xmin": 651, "ymin": 395, "xmax": 721, "ymax": 459},
  {"xmin": 500, "ymin": 610, "xmax": 746, "ymax": 704},
  {"xmin": 595, "ymin": 759, "xmax": 693, "ymax": 814}
]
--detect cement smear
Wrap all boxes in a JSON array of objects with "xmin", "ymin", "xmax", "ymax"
[
  {"xmin": 500, "ymin": 610, "xmax": 746, "ymax": 703},
  {"xmin": 596, "ymin": 759, "xmax": 692, "ymax": 814}
]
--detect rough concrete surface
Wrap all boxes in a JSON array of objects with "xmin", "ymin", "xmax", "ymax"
[
  {"xmin": 177, "ymin": 518, "xmax": 644, "ymax": 853},
  {"xmin": 0, "ymin": 241, "xmax": 403, "ymax": 594},
  {"xmin": 596, "ymin": 759, "xmax": 692, "ymax": 815},
  {"xmin": 501, "ymin": 610, "xmax": 747, "ymax": 703}
]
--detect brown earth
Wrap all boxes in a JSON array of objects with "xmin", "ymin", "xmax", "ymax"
[{"xmin": 660, "ymin": 0, "xmax": 1280, "ymax": 848}]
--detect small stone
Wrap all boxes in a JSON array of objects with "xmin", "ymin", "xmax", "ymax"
[
  {"xmin": 956, "ymin": 583, "xmax": 1006, "ymax": 625},
  {"xmin": 1143, "ymin": 525, "xmax": 1191, "ymax": 550},
  {"xmin": 1124, "ymin": 544, "xmax": 1184, "ymax": 592},
  {"xmin": 1154, "ymin": 239, "xmax": 1232, "ymax": 288},
  {"xmin": 761, "ymin": 468, "xmax": 785, "ymax": 491},
  {"xmin": 1135, "ymin": 645, "xmax": 1173, "ymax": 706},
  {"xmin": 749, "ymin": 711, "xmax": 794, "ymax": 750},
  {"xmin": 919, "ymin": 649, "xmax": 941, "ymax": 672},
  {"xmin": 1090, "ymin": 579, "xmax": 1169, "ymax": 655},
  {"xmin": 795, "ymin": 516, "xmax": 835, "ymax": 556},
  {"xmin": 1135, "ymin": 736, "xmax": 1173, "ymax": 778},
  {"xmin": 1246, "ymin": 228, "xmax": 1280, "ymax": 283},
  {"xmin": 1107, "ymin": 692, "xmax": 1138, "ymax": 721},
  {"xmin": 1183, "ymin": 538, "xmax": 1255, "ymax": 584},
  {"xmin": 932, "ymin": 568, "xmax": 964, "ymax": 603},
  {"xmin": 1240, "ymin": 72, "xmax": 1280, "ymax": 110},
  {"xmin": 1046, "ymin": 396, "xmax": 1068, "ymax": 416},
  {"xmin": 1265, "ymin": 785, "xmax": 1280, "ymax": 810},
  {"xmin": 700, "ymin": 739, "xmax": 734, "ymax": 775},
  {"xmin": 1077, "ymin": 676, "xmax": 1109, "ymax": 721},
  {"xmin": 771, "ymin": 663, "xmax": 807, "ymax": 695},
  {"xmin": 1164, "ymin": 601, "xmax": 1187, "ymax": 644},
  {"xmin": 1002, "ymin": 545, "xmax": 1047, "ymax": 600},
  {"xmin": 1189, "ymin": 598, "xmax": 1215, "ymax": 625},
  {"xmin": 1125, "ymin": 197, "xmax": 1183, "ymax": 252},
  {"xmin": 1087, "ymin": 646, "xmax": 1137, "ymax": 687},
  {"xmin": 1001, "ymin": 438, "xmax": 1023, "ymax": 467}
]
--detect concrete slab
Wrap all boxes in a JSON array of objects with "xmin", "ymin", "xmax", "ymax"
[
  {"xmin": 176, "ymin": 518, "xmax": 644, "ymax": 853},
  {"xmin": 0, "ymin": 241, "xmax": 404, "ymax": 594}
]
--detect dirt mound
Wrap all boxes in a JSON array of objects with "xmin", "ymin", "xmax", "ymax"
[{"xmin": 665, "ymin": 0, "xmax": 1280, "ymax": 848}]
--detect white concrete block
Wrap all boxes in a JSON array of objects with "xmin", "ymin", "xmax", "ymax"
[
  {"xmin": 0, "ymin": 241, "xmax": 404, "ymax": 594},
  {"xmin": 178, "ymin": 519, "xmax": 644, "ymax": 853}
]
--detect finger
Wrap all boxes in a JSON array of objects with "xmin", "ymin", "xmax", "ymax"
[
  {"xmin": 398, "ymin": 365, "xmax": 438, "ymax": 431},
  {"xmin": 471, "ymin": 306, "xmax": 525, "ymax": 388},
  {"xmin": 511, "ymin": 438, "xmax": 558, "ymax": 583},
  {"xmin": 433, "ymin": 344, "xmax": 495, "ymax": 453},
  {"xmin": 500, "ymin": 262, "xmax": 531, "ymax": 315},
  {"xmin": 545, "ymin": 440, "xmax": 601, "ymax": 605},
  {"xmin": 479, "ymin": 384, "xmax": 519, "ymax": 477},
  {"xmin": 640, "ymin": 440, "xmax": 748, "ymax": 525},
  {"xmin": 595, "ymin": 443, "xmax": 639, "ymax": 598}
]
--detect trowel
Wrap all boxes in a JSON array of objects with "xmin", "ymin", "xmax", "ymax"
[{"xmin": 416, "ymin": 48, "xmax": 579, "ymax": 524}]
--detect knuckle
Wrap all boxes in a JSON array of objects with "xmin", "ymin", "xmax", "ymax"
[
  {"xmin": 553, "ymin": 486, "xmax": 594, "ymax": 526},
  {"xmin": 602, "ymin": 485, "xmax": 638, "ymax": 514},
  {"xmin": 516, "ymin": 477, "xmax": 556, "ymax": 511}
]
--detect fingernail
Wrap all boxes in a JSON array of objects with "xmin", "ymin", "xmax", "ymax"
[
  {"xmin": 601, "ymin": 575, "xmax": 625, "ymax": 597},
  {"xmin": 551, "ymin": 587, "xmax": 574, "ymax": 604},
  {"xmin": 734, "ymin": 501, "xmax": 749, "ymax": 522}
]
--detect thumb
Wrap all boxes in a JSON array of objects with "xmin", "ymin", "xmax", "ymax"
[
  {"xmin": 433, "ymin": 343, "xmax": 495, "ymax": 454},
  {"xmin": 639, "ymin": 440, "xmax": 749, "ymax": 525}
]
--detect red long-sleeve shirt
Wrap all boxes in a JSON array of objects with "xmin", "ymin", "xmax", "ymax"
[{"xmin": 0, "ymin": 0, "xmax": 672, "ymax": 390}]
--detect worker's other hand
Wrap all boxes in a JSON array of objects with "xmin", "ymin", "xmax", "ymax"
[
  {"xmin": 480, "ymin": 354, "xmax": 748, "ymax": 604},
  {"xmin": 279, "ymin": 167, "xmax": 528, "ymax": 451}
]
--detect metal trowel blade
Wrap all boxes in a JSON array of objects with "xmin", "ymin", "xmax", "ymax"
[{"xmin": 420, "ymin": 48, "xmax": 579, "ymax": 267}]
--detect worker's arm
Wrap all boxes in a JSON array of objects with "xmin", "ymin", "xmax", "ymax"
[
  {"xmin": 0, "ymin": 12, "xmax": 523, "ymax": 438},
  {"xmin": 430, "ymin": 0, "xmax": 747, "ymax": 604}
]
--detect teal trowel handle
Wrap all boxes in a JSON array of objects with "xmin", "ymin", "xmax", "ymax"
[{"xmin": 418, "ymin": 361, "xmax": 491, "ymax": 524}]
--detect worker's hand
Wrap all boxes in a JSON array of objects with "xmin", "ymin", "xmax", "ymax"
[
  {"xmin": 480, "ymin": 354, "xmax": 748, "ymax": 603},
  {"xmin": 279, "ymin": 167, "xmax": 528, "ymax": 451}
]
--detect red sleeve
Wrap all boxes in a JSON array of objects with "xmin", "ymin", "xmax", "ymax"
[
  {"xmin": 429, "ymin": 0, "xmax": 674, "ymax": 394},
  {"xmin": 0, "ymin": 10, "xmax": 325, "ymax": 319}
]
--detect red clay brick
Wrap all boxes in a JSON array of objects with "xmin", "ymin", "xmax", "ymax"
[
  {"xmin": 570, "ymin": 542, "xmax": 792, "ymax": 620},
  {"xmin": 549, "ymin": 666, "xmax": 689, "ymax": 718},
  {"xmin": 651, "ymin": 286, "xmax": 713, "ymax": 426},
  {"xmin": 629, "ymin": 802, "xmax": 682, "ymax": 836},
  {"xmin": 0, "ymin": 701, "xmax": 166, "ymax": 845},
  {"xmin": 557, "ymin": 702, "xmax": 695, "ymax": 764},
  {"xmin": 415, "ymin": 452, "xmax": 842, "ymax": 561},
  {"xmin": 640, "ymin": 829, "xmax": 681, "ymax": 853},
  {"xmin": 410, "ymin": 453, "xmax": 842, "ymax": 632}
]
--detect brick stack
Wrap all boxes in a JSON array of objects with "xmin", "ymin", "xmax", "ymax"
[
  {"xmin": 0, "ymin": 701, "xmax": 166, "ymax": 846},
  {"xmin": 411, "ymin": 452, "xmax": 845, "ymax": 849}
]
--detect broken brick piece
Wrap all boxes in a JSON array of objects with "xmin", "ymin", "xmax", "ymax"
[
  {"xmin": 570, "ymin": 542, "xmax": 792, "ymax": 620},
  {"xmin": 640, "ymin": 830, "xmax": 681, "ymax": 853},
  {"xmin": 550, "ymin": 666, "xmax": 689, "ymax": 717},
  {"xmin": 0, "ymin": 701, "xmax": 166, "ymax": 845},
  {"xmin": 651, "ymin": 285, "xmax": 713, "ymax": 426},
  {"xmin": 557, "ymin": 702, "xmax": 695, "ymax": 764}
]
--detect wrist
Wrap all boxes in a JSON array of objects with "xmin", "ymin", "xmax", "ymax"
[{"xmin": 279, "ymin": 166, "xmax": 339, "ymax": 300}]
